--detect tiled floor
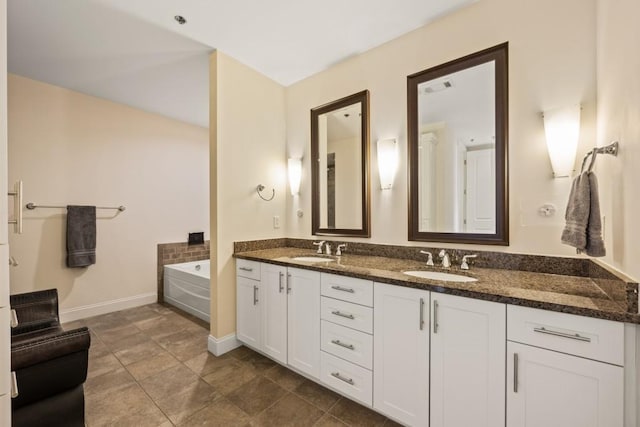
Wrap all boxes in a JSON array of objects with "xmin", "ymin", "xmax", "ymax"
[{"xmin": 65, "ymin": 303, "xmax": 401, "ymax": 426}]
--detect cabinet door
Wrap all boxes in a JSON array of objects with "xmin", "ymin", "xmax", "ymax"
[
  {"xmin": 287, "ymin": 267, "xmax": 321, "ymax": 379},
  {"xmin": 373, "ymin": 283, "xmax": 429, "ymax": 426},
  {"xmin": 261, "ymin": 263, "xmax": 288, "ymax": 364},
  {"xmin": 507, "ymin": 341, "xmax": 623, "ymax": 427},
  {"xmin": 430, "ymin": 294, "xmax": 505, "ymax": 427},
  {"xmin": 236, "ymin": 276, "xmax": 262, "ymax": 350}
]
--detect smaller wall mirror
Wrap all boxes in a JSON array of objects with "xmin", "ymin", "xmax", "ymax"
[
  {"xmin": 408, "ymin": 43, "xmax": 508, "ymax": 245},
  {"xmin": 311, "ymin": 90, "xmax": 370, "ymax": 237}
]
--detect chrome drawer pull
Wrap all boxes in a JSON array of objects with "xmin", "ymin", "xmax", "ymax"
[
  {"xmin": 253, "ymin": 285, "xmax": 259, "ymax": 305},
  {"xmin": 419, "ymin": 298, "xmax": 425, "ymax": 330},
  {"xmin": 331, "ymin": 285, "xmax": 355, "ymax": 293},
  {"xmin": 433, "ymin": 300, "xmax": 439, "ymax": 334},
  {"xmin": 533, "ymin": 327, "xmax": 591, "ymax": 342},
  {"xmin": 10, "ymin": 309, "xmax": 18, "ymax": 328},
  {"xmin": 279, "ymin": 272, "xmax": 284, "ymax": 293},
  {"xmin": 331, "ymin": 339, "xmax": 355, "ymax": 350},
  {"xmin": 331, "ymin": 372, "xmax": 354, "ymax": 385},
  {"xmin": 331, "ymin": 310, "xmax": 355, "ymax": 320},
  {"xmin": 11, "ymin": 371, "xmax": 18, "ymax": 398},
  {"xmin": 513, "ymin": 353, "xmax": 519, "ymax": 393},
  {"xmin": 239, "ymin": 267, "xmax": 253, "ymax": 272}
]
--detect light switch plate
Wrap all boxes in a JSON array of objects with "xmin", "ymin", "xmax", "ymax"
[{"xmin": 273, "ymin": 216, "xmax": 280, "ymax": 229}]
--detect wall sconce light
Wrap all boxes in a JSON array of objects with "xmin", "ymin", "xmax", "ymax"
[
  {"xmin": 543, "ymin": 104, "xmax": 581, "ymax": 178},
  {"xmin": 288, "ymin": 158, "xmax": 302, "ymax": 196},
  {"xmin": 377, "ymin": 139, "xmax": 398, "ymax": 190}
]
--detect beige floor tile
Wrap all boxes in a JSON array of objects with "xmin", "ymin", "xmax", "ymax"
[
  {"xmin": 226, "ymin": 376, "xmax": 288, "ymax": 416},
  {"xmin": 154, "ymin": 379, "xmax": 221, "ymax": 424},
  {"xmin": 126, "ymin": 351, "xmax": 180, "ymax": 381},
  {"xmin": 157, "ymin": 331, "xmax": 209, "ymax": 362},
  {"xmin": 294, "ymin": 379, "xmax": 341, "ymax": 412},
  {"xmin": 251, "ymin": 393, "xmax": 324, "ymax": 427},
  {"xmin": 105, "ymin": 331, "xmax": 153, "ymax": 353},
  {"xmin": 241, "ymin": 351, "xmax": 277, "ymax": 373},
  {"xmin": 202, "ymin": 360, "xmax": 259, "ymax": 395},
  {"xmin": 183, "ymin": 351, "xmax": 236, "ymax": 377},
  {"xmin": 139, "ymin": 363, "xmax": 200, "ymax": 401},
  {"xmin": 383, "ymin": 418, "xmax": 404, "ymax": 426},
  {"xmin": 314, "ymin": 414, "xmax": 348, "ymax": 427},
  {"xmin": 85, "ymin": 367, "xmax": 136, "ymax": 398},
  {"xmin": 329, "ymin": 398, "xmax": 387, "ymax": 427},
  {"xmin": 226, "ymin": 345, "xmax": 257, "ymax": 361},
  {"xmin": 96, "ymin": 324, "xmax": 141, "ymax": 346},
  {"xmin": 86, "ymin": 383, "xmax": 169, "ymax": 427},
  {"xmin": 264, "ymin": 364, "xmax": 306, "ymax": 391},
  {"xmin": 114, "ymin": 339, "xmax": 165, "ymax": 365},
  {"xmin": 179, "ymin": 397, "xmax": 251, "ymax": 427},
  {"xmin": 87, "ymin": 353, "xmax": 122, "ymax": 379}
]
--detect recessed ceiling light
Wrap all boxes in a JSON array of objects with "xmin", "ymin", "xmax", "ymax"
[{"xmin": 174, "ymin": 15, "xmax": 187, "ymax": 25}]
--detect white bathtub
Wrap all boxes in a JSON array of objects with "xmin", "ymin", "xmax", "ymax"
[{"xmin": 164, "ymin": 260, "xmax": 210, "ymax": 322}]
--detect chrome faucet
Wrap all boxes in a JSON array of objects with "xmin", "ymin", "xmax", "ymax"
[
  {"xmin": 460, "ymin": 254, "xmax": 478, "ymax": 270},
  {"xmin": 336, "ymin": 244, "xmax": 347, "ymax": 256},
  {"xmin": 419, "ymin": 250, "xmax": 434, "ymax": 266},
  {"xmin": 325, "ymin": 243, "xmax": 332, "ymax": 256},
  {"xmin": 439, "ymin": 250, "xmax": 451, "ymax": 268},
  {"xmin": 313, "ymin": 241, "xmax": 326, "ymax": 254}
]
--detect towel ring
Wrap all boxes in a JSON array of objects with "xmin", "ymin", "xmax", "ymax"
[{"xmin": 256, "ymin": 184, "xmax": 275, "ymax": 202}]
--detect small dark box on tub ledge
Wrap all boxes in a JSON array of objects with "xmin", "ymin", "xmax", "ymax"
[{"xmin": 188, "ymin": 232, "xmax": 205, "ymax": 246}]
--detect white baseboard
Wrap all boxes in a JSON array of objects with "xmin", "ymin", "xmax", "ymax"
[
  {"xmin": 60, "ymin": 292, "xmax": 157, "ymax": 323},
  {"xmin": 208, "ymin": 333, "xmax": 242, "ymax": 356}
]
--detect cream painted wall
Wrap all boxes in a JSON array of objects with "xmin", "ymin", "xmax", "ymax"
[
  {"xmin": 7, "ymin": 74, "xmax": 209, "ymax": 313},
  {"xmin": 596, "ymin": 0, "xmax": 640, "ymax": 282},
  {"xmin": 285, "ymin": 0, "xmax": 597, "ymax": 256},
  {"xmin": 209, "ymin": 51, "xmax": 286, "ymax": 338}
]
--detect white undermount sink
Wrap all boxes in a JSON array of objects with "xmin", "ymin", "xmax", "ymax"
[
  {"xmin": 403, "ymin": 271, "xmax": 478, "ymax": 283},
  {"xmin": 292, "ymin": 256, "xmax": 335, "ymax": 263}
]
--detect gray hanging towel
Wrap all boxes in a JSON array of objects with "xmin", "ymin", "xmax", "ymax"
[
  {"xmin": 67, "ymin": 205, "xmax": 96, "ymax": 268},
  {"xmin": 561, "ymin": 171, "xmax": 590, "ymax": 251},
  {"xmin": 584, "ymin": 172, "xmax": 606, "ymax": 257}
]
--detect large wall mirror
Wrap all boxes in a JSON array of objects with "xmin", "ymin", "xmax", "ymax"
[
  {"xmin": 311, "ymin": 90, "xmax": 370, "ymax": 237},
  {"xmin": 408, "ymin": 43, "xmax": 509, "ymax": 245}
]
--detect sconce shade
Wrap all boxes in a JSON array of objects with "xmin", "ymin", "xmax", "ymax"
[
  {"xmin": 543, "ymin": 105, "xmax": 581, "ymax": 178},
  {"xmin": 288, "ymin": 158, "xmax": 302, "ymax": 195},
  {"xmin": 377, "ymin": 139, "xmax": 398, "ymax": 190}
]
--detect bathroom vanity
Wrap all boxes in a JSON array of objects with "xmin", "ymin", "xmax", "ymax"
[{"xmin": 234, "ymin": 243, "xmax": 638, "ymax": 427}]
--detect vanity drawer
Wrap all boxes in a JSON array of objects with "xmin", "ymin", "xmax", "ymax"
[
  {"xmin": 321, "ymin": 351, "xmax": 372, "ymax": 406},
  {"xmin": 236, "ymin": 259, "xmax": 261, "ymax": 281},
  {"xmin": 321, "ymin": 297, "xmax": 373, "ymax": 334},
  {"xmin": 321, "ymin": 274, "xmax": 373, "ymax": 307},
  {"xmin": 321, "ymin": 320, "xmax": 373, "ymax": 370},
  {"xmin": 507, "ymin": 305, "xmax": 624, "ymax": 366}
]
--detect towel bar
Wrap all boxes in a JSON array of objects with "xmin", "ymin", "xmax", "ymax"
[{"xmin": 26, "ymin": 203, "xmax": 126, "ymax": 212}]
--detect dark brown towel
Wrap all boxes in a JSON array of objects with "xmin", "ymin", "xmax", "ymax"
[{"xmin": 66, "ymin": 206, "xmax": 96, "ymax": 268}]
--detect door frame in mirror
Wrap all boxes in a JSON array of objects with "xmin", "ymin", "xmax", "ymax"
[
  {"xmin": 407, "ymin": 43, "xmax": 509, "ymax": 245},
  {"xmin": 311, "ymin": 90, "xmax": 371, "ymax": 237}
]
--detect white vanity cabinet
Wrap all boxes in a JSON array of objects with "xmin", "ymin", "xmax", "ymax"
[
  {"xmin": 373, "ymin": 282, "xmax": 429, "ymax": 427},
  {"xmin": 430, "ymin": 293, "xmax": 506, "ymax": 427},
  {"xmin": 260, "ymin": 263, "xmax": 288, "ymax": 364},
  {"xmin": 506, "ymin": 306, "xmax": 625, "ymax": 427},
  {"xmin": 236, "ymin": 259, "xmax": 262, "ymax": 349},
  {"xmin": 287, "ymin": 267, "xmax": 321, "ymax": 378}
]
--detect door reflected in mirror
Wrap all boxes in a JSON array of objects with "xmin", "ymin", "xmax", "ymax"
[
  {"xmin": 408, "ymin": 43, "xmax": 508, "ymax": 245},
  {"xmin": 311, "ymin": 91, "xmax": 370, "ymax": 237}
]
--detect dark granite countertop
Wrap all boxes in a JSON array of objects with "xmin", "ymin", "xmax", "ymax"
[{"xmin": 234, "ymin": 247, "xmax": 640, "ymax": 324}]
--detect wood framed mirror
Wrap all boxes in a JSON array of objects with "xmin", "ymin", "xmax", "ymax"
[
  {"xmin": 311, "ymin": 90, "xmax": 371, "ymax": 237},
  {"xmin": 408, "ymin": 43, "xmax": 509, "ymax": 245}
]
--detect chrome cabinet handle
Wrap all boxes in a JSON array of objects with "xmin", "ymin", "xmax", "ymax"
[
  {"xmin": 11, "ymin": 371, "xmax": 18, "ymax": 398},
  {"xmin": 533, "ymin": 327, "xmax": 591, "ymax": 342},
  {"xmin": 7, "ymin": 181, "xmax": 23, "ymax": 234},
  {"xmin": 331, "ymin": 285, "xmax": 355, "ymax": 293},
  {"xmin": 279, "ymin": 272, "xmax": 284, "ymax": 293},
  {"xmin": 287, "ymin": 272, "xmax": 291, "ymax": 294},
  {"xmin": 253, "ymin": 285, "xmax": 258, "ymax": 305},
  {"xmin": 331, "ymin": 339, "xmax": 355, "ymax": 350},
  {"xmin": 513, "ymin": 353, "xmax": 519, "ymax": 393},
  {"xmin": 433, "ymin": 300, "xmax": 439, "ymax": 333},
  {"xmin": 331, "ymin": 372, "xmax": 354, "ymax": 385},
  {"xmin": 239, "ymin": 267, "xmax": 253, "ymax": 272},
  {"xmin": 331, "ymin": 310, "xmax": 355, "ymax": 320},
  {"xmin": 10, "ymin": 309, "xmax": 18, "ymax": 328},
  {"xmin": 419, "ymin": 298, "xmax": 425, "ymax": 330}
]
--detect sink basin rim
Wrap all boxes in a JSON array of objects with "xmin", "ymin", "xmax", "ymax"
[
  {"xmin": 403, "ymin": 270, "xmax": 478, "ymax": 283},
  {"xmin": 292, "ymin": 256, "xmax": 336, "ymax": 263}
]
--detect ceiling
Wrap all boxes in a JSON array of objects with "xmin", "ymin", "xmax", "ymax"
[{"xmin": 8, "ymin": 0, "xmax": 476, "ymax": 128}]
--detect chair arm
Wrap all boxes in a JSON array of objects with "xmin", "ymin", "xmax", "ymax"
[
  {"xmin": 11, "ymin": 327, "xmax": 91, "ymax": 371},
  {"xmin": 10, "ymin": 289, "xmax": 60, "ymax": 335}
]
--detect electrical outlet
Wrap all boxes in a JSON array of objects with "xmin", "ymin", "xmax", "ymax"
[{"xmin": 273, "ymin": 216, "xmax": 280, "ymax": 229}]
